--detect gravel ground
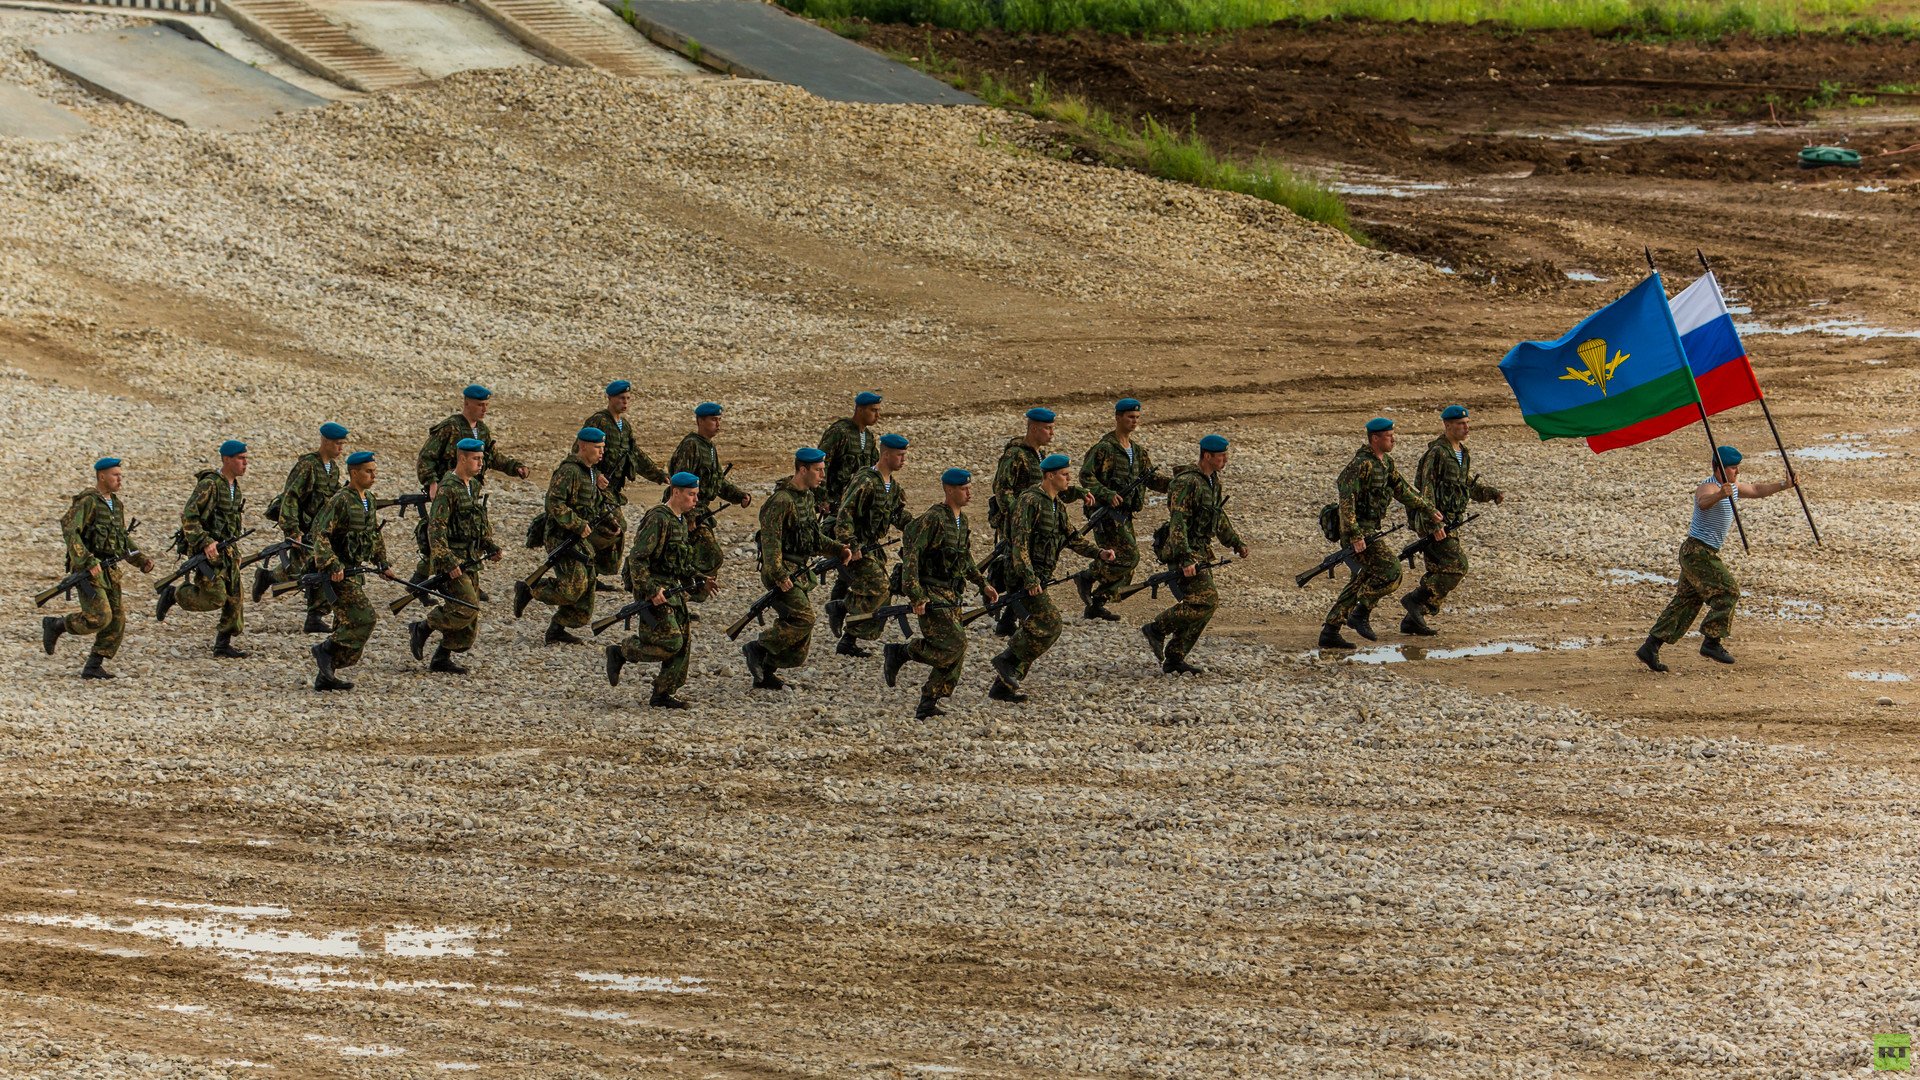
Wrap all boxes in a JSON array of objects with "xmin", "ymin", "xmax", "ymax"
[{"xmin": 1, "ymin": 36, "xmax": 1917, "ymax": 1078}]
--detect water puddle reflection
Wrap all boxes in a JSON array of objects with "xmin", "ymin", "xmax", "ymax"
[
  {"xmin": 1849, "ymin": 671, "xmax": 1911, "ymax": 683},
  {"xmin": 1306, "ymin": 638, "xmax": 1600, "ymax": 663},
  {"xmin": 575, "ymin": 971, "xmax": 709, "ymax": 994}
]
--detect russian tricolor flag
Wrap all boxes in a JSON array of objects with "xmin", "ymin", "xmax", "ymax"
[{"xmin": 1586, "ymin": 271, "xmax": 1764, "ymax": 453}]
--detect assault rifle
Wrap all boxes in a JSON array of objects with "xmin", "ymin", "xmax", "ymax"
[
  {"xmin": 1294, "ymin": 524, "xmax": 1404, "ymax": 588},
  {"xmin": 389, "ymin": 556, "xmax": 484, "ymax": 614},
  {"xmin": 155, "ymin": 528, "xmax": 257, "ymax": 593},
  {"xmin": 691, "ymin": 464, "xmax": 734, "ymax": 532},
  {"xmin": 1114, "ymin": 558, "xmax": 1232, "ymax": 604},
  {"xmin": 1071, "ymin": 467, "xmax": 1159, "ymax": 541},
  {"xmin": 725, "ymin": 537, "xmax": 895, "ymax": 641},
  {"xmin": 865, "ymin": 599, "xmax": 958, "ymax": 637},
  {"xmin": 521, "ymin": 508, "xmax": 617, "ymax": 591},
  {"xmin": 238, "ymin": 535, "xmax": 311, "ymax": 572},
  {"xmin": 1397, "ymin": 513, "xmax": 1479, "ymax": 565},
  {"xmin": 273, "ymin": 565, "xmax": 472, "ymax": 609},
  {"xmin": 35, "ymin": 521, "xmax": 141, "ymax": 606},
  {"xmin": 375, "ymin": 492, "xmax": 432, "ymax": 518},
  {"xmin": 958, "ymin": 573, "xmax": 1074, "ymax": 626},
  {"xmin": 591, "ymin": 582, "xmax": 696, "ymax": 635}
]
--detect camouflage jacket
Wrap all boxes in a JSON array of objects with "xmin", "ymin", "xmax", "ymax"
[
  {"xmin": 1337, "ymin": 446, "xmax": 1433, "ymax": 541},
  {"xmin": 585, "ymin": 408, "xmax": 667, "ymax": 502},
  {"xmin": 1412, "ymin": 437, "xmax": 1500, "ymax": 532},
  {"xmin": 757, "ymin": 478, "xmax": 833, "ymax": 585},
  {"xmin": 427, "ymin": 470, "xmax": 497, "ymax": 572},
  {"xmin": 275, "ymin": 452, "xmax": 343, "ymax": 536},
  {"xmin": 416, "ymin": 414, "xmax": 524, "ymax": 489},
  {"xmin": 833, "ymin": 466, "xmax": 911, "ymax": 555},
  {"xmin": 668, "ymin": 432, "xmax": 746, "ymax": 512},
  {"xmin": 1079, "ymin": 432, "xmax": 1168, "ymax": 516},
  {"xmin": 990, "ymin": 437, "xmax": 1085, "ymax": 534},
  {"xmin": 818, "ymin": 417, "xmax": 877, "ymax": 512},
  {"xmin": 311, "ymin": 486, "xmax": 388, "ymax": 572},
  {"xmin": 902, "ymin": 502, "xmax": 987, "ymax": 604},
  {"xmin": 182, "ymin": 469, "xmax": 245, "ymax": 552},
  {"xmin": 542, "ymin": 456, "xmax": 611, "ymax": 547},
  {"xmin": 62, "ymin": 490, "xmax": 140, "ymax": 573},
  {"xmin": 1008, "ymin": 487, "xmax": 1102, "ymax": 590},
  {"xmin": 1162, "ymin": 465, "xmax": 1244, "ymax": 566},
  {"xmin": 623, "ymin": 503, "xmax": 698, "ymax": 597}
]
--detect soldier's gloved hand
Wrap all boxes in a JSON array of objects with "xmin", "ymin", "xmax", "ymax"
[
  {"xmin": 203, "ymin": 542, "xmax": 220, "ymax": 560},
  {"xmin": 1181, "ymin": 563, "xmax": 1197, "ymax": 579},
  {"xmin": 1098, "ymin": 548, "xmax": 1116, "ymax": 562},
  {"xmin": 777, "ymin": 577, "xmax": 793, "ymax": 593}
]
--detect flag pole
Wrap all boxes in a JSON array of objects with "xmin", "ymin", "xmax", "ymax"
[
  {"xmin": 1648, "ymin": 247, "xmax": 1749, "ymax": 552},
  {"xmin": 1696, "ymin": 248, "xmax": 1820, "ymax": 545}
]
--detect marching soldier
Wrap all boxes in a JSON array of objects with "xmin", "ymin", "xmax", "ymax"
[
  {"xmin": 883, "ymin": 467, "xmax": 998, "ymax": 719},
  {"xmin": 416, "ymin": 384, "xmax": 530, "ymax": 497},
  {"xmin": 606, "ymin": 471, "xmax": 706, "ymax": 708},
  {"xmin": 513, "ymin": 427, "xmax": 612, "ymax": 645},
  {"xmin": 258, "ymin": 421, "xmax": 348, "ymax": 634},
  {"xmin": 407, "ymin": 438, "xmax": 501, "ymax": 673},
  {"xmin": 310, "ymin": 451, "xmax": 396, "ymax": 692},
  {"xmin": 1637, "ymin": 445, "xmax": 1796, "ymax": 672},
  {"xmin": 156, "ymin": 439, "xmax": 251, "ymax": 658},
  {"xmin": 586, "ymin": 379, "xmax": 669, "ymax": 570},
  {"xmin": 1399, "ymin": 405, "xmax": 1503, "ymax": 636},
  {"xmin": 741, "ymin": 447, "xmax": 853, "ymax": 691},
  {"xmin": 818, "ymin": 390, "xmax": 883, "ymax": 518},
  {"xmin": 1075, "ymin": 397, "xmax": 1169, "ymax": 621},
  {"xmin": 668, "ymin": 402, "xmax": 752, "ymax": 582},
  {"xmin": 1141, "ymin": 435, "xmax": 1249, "ymax": 674},
  {"xmin": 829, "ymin": 432, "xmax": 912, "ymax": 658},
  {"xmin": 989, "ymin": 454, "xmax": 1114, "ymax": 703},
  {"xmin": 42, "ymin": 457, "xmax": 155, "ymax": 678},
  {"xmin": 1319, "ymin": 418, "xmax": 1443, "ymax": 650},
  {"xmin": 989, "ymin": 407, "xmax": 1088, "ymax": 636}
]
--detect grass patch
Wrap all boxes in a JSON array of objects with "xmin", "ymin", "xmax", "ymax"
[{"xmin": 778, "ymin": 0, "xmax": 1918, "ymax": 38}]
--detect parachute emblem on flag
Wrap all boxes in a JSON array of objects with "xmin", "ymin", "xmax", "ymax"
[{"xmin": 1560, "ymin": 338, "xmax": 1629, "ymax": 396}]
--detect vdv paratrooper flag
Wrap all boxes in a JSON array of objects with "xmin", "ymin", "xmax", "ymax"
[
  {"xmin": 1499, "ymin": 273, "xmax": 1701, "ymax": 442},
  {"xmin": 1584, "ymin": 270, "xmax": 1763, "ymax": 452}
]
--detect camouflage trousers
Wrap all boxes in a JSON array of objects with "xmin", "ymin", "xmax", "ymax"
[
  {"xmin": 1149, "ymin": 566, "xmax": 1219, "ymax": 662},
  {"xmin": 1323, "ymin": 538, "xmax": 1400, "ymax": 627},
  {"xmin": 907, "ymin": 589, "xmax": 967, "ymax": 699},
  {"xmin": 426, "ymin": 570, "xmax": 483, "ymax": 651},
  {"xmin": 1414, "ymin": 535, "xmax": 1469, "ymax": 613},
  {"xmin": 757, "ymin": 576, "xmax": 816, "ymax": 670},
  {"xmin": 267, "ymin": 543, "xmax": 326, "ymax": 619},
  {"xmin": 1652, "ymin": 538, "xmax": 1738, "ymax": 643},
  {"xmin": 64, "ymin": 572, "xmax": 126, "ymax": 659},
  {"xmin": 619, "ymin": 600, "xmax": 691, "ymax": 695},
  {"xmin": 531, "ymin": 551, "xmax": 595, "ymax": 629},
  {"xmin": 841, "ymin": 553, "xmax": 892, "ymax": 642},
  {"xmin": 176, "ymin": 550, "xmax": 244, "ymax": 635},
  {"xmin": 1083, "ymin": 517, "xmax": 1140, "ymax": 604},
  {"xmin": 1005, "ymin": 590, "xmax": 1064, "ymax": 681},
  {"xmin": 327, "ymin": 577, "xmax": 376, "ymax": 669}
]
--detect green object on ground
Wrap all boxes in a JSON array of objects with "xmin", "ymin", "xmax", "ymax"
[{"xmin": 1799, "ymin": 145, "xmax": 1863, "ymax": 168}]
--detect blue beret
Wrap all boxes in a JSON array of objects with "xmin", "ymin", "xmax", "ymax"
[
  {"xmin": 795, "ymin": 447, "xmax": 826, "ymax": 464},
  {"xmin": 941, "ymin": 467, "xmax": 972, "ymax": 486},
  {"xmin": 1440, "ymin": 405, "xmax": 1469, "ymax": 421},
  {"xmin": 219, "ymin": 439, "xmax": 247, "ymax": 457},
  {"xmin": 606, "ymin": 379, "xmax": 632, "ymax": 396},
  {"xmin": 855, "ymin": 390, "xmax": 883, "ymax": 407},
  {"xmin": 1025, "ymin": 407, "xmax": 1056, "ymax": 423},
  {"xmin": 578, "ymin": 426, "xmax": 606, "ymax": 444},
  {"xmin": 463, "ymin": 384, "xmax": 491, "ymax": 401},
  {"xmin": 878, "ymin": 433, "xmax": 909, "ymax": 450},
  {"xmin": 670, "ymin": 471, "xmax": 700, "ymax": 488},
  {"xmin": 455, "ymin": 437, "xmax": 485, "ymax": 452},
  {"xmin": 319, "ymin": 422, "xmax": 349, "ymax": 440},
  {"xmin": 1198, "ymin": 434, "xmax": 1230, "ymax": 453},
  {"xmin": 1716, "ymin": 444, "xmax": 1743, "ymax": 467},
  {"xmin": 1365, "ymin": 417, "xmax": 1394, "ymax": 434},
  {"xmin": 1115, "ymin": 398, "xmax": 1142, "ymax": 413},
  {"xmin": 694, "ymin": 402, "xmax": 722, "ymax": 418},
  {"xmin": 1039, "ymin": 453, "xmax": 1071, "ymax": 472},
  {"xmin": 94, "ymin": 456, "xmax": 121, "ymax": 471},
  {"xmin": 346, "ymin": 451, "xmax": 375, "ymax": 467}
]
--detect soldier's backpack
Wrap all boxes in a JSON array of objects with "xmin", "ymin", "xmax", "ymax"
[
  {"xmin": 1318, "ymin": 503, "xmax": 1342, "ymax": 543},
  {"xmin": 524, "ymin": 512, "xmax": 547, "ymax": 548},
  {"xmin": 1150, "ymin": 521, "xmax": 1172, "ymax": 565},
  {"xmin": 263, "ymin": 495, "xmax": 282, "ymax": 524}
]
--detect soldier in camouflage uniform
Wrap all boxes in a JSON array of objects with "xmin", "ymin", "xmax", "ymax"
[
  {"xmin": 157, "ymin": 439, "xmax": 252, "ymax": 658},
  {"xmin": 668, "ymin": 402, "xmax": 752, "ymax": 582},
  {"xmin": 407, "ymin": 438, "xmax": 502, "ymax": 673},
  {"xmin": 513, "ymin": 427, "xmax": 612, "ymax": 645},
  {"xmin": 1075, "ymin": 398, "xmax": 1169, "ymax": 621},
  {"xmin": 741, "ymin": 447, "xmax": 852, "ymax": 691},
  {"xmin": 988, "ymin": 407, "xmax": 1089, "ymax": 636},
  {"xmin": 257, "ymin": 421, "xmax": 348, "ymax": 634},
  {"xmin": 819, "ymin": 390, "xmax": 883, "ymax": 612},
  {"xmin": 586, "ymin": 379, "xmax": 669, "ymax": 574},
  {"xmin": 1399, "ymin": 405, "xmax": 1503, "ymax": 636},
  {"xmin": 1319, "ymin": 418, "xmax": 1443, "ymax": 650},
  {"xmin": 606, "ymin": 471, "xmax": 706, "ymax": 709},
  {"xmin": 309, "ymin": 451, "xmax": 397, "ymax": 692},
  {"xmin": 414, "ymin": 384, "xmax": 528, "ymax": 592},
  {"xmin": 883, "ymin": 467, "xmax": 998, "ymax": 719},
  {"xmin": 988, "ymin": 455, "xmax": 1114, "ymax": 703},
  {"xmin": 1141, "ymin": 435, "xmax": 1249, "ymax": 675},
  {"xmin": 42, "ymin": 457, "xmax": 155, "ymax": 678},
  {"xmin": 828, "ymin": 432, "xmax": 912, "ymax": 658}
]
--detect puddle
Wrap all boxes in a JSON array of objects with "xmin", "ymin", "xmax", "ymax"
[
  {"xmin": 1738, "ymin": 317, "xmax": 1920, "ymax": 340},
  {"xmin": 134, "ymin": 899, "xmax": 290, "ymax": 918},
  {"xmin": 1603, "ymin": 568, "xmax": 1677, "ymax": 586},
  {"xmin": 1329, "ymin": 179, "xmax": 1449, "ymax": 198},
  {"xmin": 1522, "ymin": 122, "xmax": 1761, "ymax": 141},
  {"xmin": 556, "ymin": 1006, "xmax": 633, "ymax": 1021},
  {"xmin": 1308, "ymin": 638, "xmax": 1599, "ymax": 663},
  {"xmin": 1564, "ymin": 270, "xmax": 1608, "ymax": 282},
  {"xmin": 11, "ymin": 913, "xmax": 365, "ymax": 957},
  {"xmin": 1856, "ymin": 185, "xmax": 1890, "ymax": 193},
  {"xmin": 1436, "ymin": 263, "xmax": 1458, "ymax": 275},
  {"xmin": 248, "ymin": 971, "xmax": 479, "ymax": 992},
  {"xmin": 385, "ymin": 926, "xmax": 478, "ymax": 958},
  {"xmin": 1790, "ymin": 441, "xmax": 1887, "ymax": 461},
  {"xmin": 303, "ymin": 1035, "xmax": 404, "ymax": 1058},
  {"xmin": 1752, "ymin": 597, "xmax": 1826, "ymax": 621},
  {"xmin": 153, "ymin": 1003, "xmax": 211, "ymax": 1015},
  {"xmin": 1849, "ymin": 671, "xmax": 1912, "ymax": 682},
  {"xmin": 574, "ymin": 972, "xmax": 710, "ymax": 995},
  {"xmin": 214, "ymin": 1062, "xmax": 270, "ymax": 1070}
]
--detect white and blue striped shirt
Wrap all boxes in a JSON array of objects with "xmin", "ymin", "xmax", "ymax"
[{"xmin": 1687, "ymin": 477, "xmax": 1740, "ymax": 550}]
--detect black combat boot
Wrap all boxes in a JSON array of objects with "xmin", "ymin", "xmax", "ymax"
[
  {"xmin": 544, "ymin": 622, "xmax": 583, "ymax": 646},
  {"xmin": 992, "ymin": 606, "xmax": 1018, "ymax": 638},
  {"xmin": 836, "ymin": 634, "xmax": 871, "ymax": 658},
  {"xmin": 212, "ymin": 632, "xmax": 248, "ymax": 659},
  {"xmin": 1399, "ymin": 587, "xmax": 1437, "ymax": 637},
  {"xmin": 825, "ymin": 599, "xmax": 847, "ymax": 639},
  {"xmin": 650, "ymin": 691, "xmax": 690, "ymax": 710},
  {"xmin": 1163, "ymin": 655, "xmax": 1203, "ymax": 675},
  {"xmin": 1636, "ymin": 634, "xmax": 1668, "ymax": 672},
  {"xmin": 81, "ymin": 653, "xmax": 112, "ymax": 679},
  {"xmin": 250, "ymin": 564, "xmax": 273, "ymax": 603},
  {"xmin": 42, "ymin": 615, "xmax": 65, "ymax": 656},
  {"xmin": 1140, "ymin": 622, "xmax": 1167, "ymax": 662},
  {"xmin": 155, "ymin": 584, "xmax": 177, "ymax": 622},
  {"xmin": 312, "ymin": 642, "xmax": 353, "ymax": 691},
  {"xmin": 1074, "ymin": 570, "xmax": 1095, "ymax": 611},
  {"xmin": 408, "ymin": 620, "xmax": 433, "ymax": 662},
  {"xmin": 1084, "ymin": 601, "xmax": 1120, "ymax": 622},
  {"xmin": 743, "ymin": 641, "xmax": 783, "ymax": 690},
  {"xmin": 989, "ymin": 649, "xmax": 1021, "ymax": 692},
  {"xmin": 883, "ymin": 642, "xmax": 910, "ymax": 688},
  {"xmin": 914, "ymin": 695, "xmax": 945, "ymax": 719},
  {"xmin": 594, "ymin": 579, "xmax": 620, "ymax": 593},
  {"xmin": 1318, "ymin": 623, "xmax": 1356, "ymax": 650},
  {"xmin": 303, "ymin": 609, "xmax": 332, "ymax": 634},
  {"xmin": 1344, "ymin": 606, "xmax": 1378, "ymax": 642},
  {"xmin": 988, "ymin": 677, "xmax": 1028, "ymax": 703},
  {"xmin": 604, "ymin": 643, "xmax": 626, "ymax": 686},
  {"xmin": 511, "ymin": 580, "xmax": 532, "ymax": 619},
  {"xmin": 1699, "ymin": 636, "xmax": 1736, "ymax": 664},
  {"xmin": 430, "ymin": 647, "xmax": 468, "ymax": 675}
]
